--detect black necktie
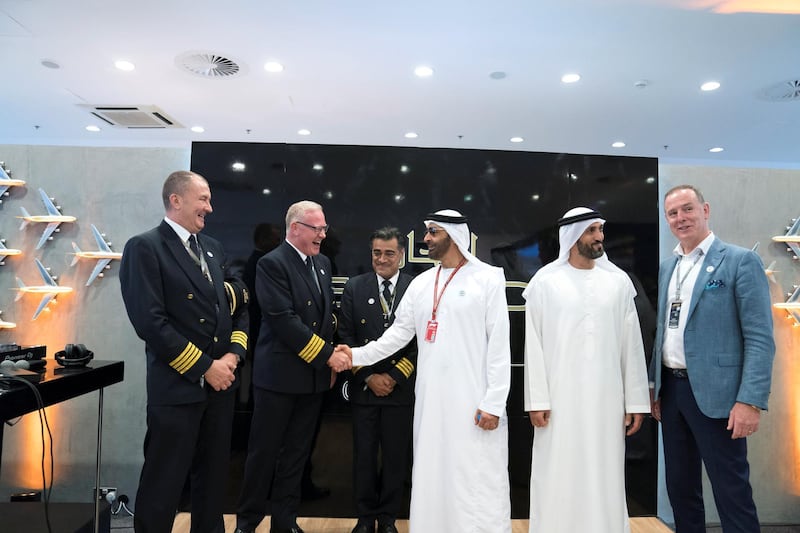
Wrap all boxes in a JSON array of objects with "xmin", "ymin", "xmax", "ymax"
[
  {"xmin": 306, "ymin": 256, "xmax": 321, "ymax": 293},
  {"xmin": 188, "ymin": 235, "xmax": 200, "ymax": 258},
  {"xmin": 382, "ymin": 279, "xmax": 393, "ymax": 310}
]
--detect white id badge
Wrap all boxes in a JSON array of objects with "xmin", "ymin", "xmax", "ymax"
[{"xmin": 668, "ymin": 300, "xmax": 682, "ymax": 329}]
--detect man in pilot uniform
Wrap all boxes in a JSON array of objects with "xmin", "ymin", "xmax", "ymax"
[
  {"xmin": 339, "ymin": 227, "xmax": 416, "ymax": 533},
  {"xmin": 120, "ymin": 170, "xmax": 248, "ymax": 533}
]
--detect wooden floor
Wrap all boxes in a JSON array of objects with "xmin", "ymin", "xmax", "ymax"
[{"xmin": 172, "ymin": 513, "xmax": 673, "ymax": 532}]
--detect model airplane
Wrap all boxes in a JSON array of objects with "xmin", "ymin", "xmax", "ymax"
[
  {"xmin": 0, "ymin": 239, "xmax": 22, "ymax": 265},
  {"xmin": 773, "ymin": 285, "xmax": 800, "ymax": 327},
  {"xmin": 17, "ymin": 188, "xmax": 77, "ymax": 250},
  {"xmin": 14, "ymin": 258, "xmax": 74, "ymax": 320},
  {"xmin": 772, "ymin": 217, "xmax": 800, "ymax": 259},
  {"xmin": 0, "ymin": 163, "xmax": 26, "ymax": 202},
  {"xmin": 0, "ymin": 161, "xmax": 25, "ymax": 203},
  {"xmin": 71, "ymin": 224, "xmax": 124, "ymax": 286},
  {"xmin": 0, "ymin": 311, "xmax": 17, "ymax": 329}
]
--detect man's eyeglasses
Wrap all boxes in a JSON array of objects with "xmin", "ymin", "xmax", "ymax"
[
  {"xmin": 423, "ymin": 226, "xmax": 445, "ymax": 236},
  {"xmin": 296, "ymin": 221, "xmax": 329, "ymax": 234}
]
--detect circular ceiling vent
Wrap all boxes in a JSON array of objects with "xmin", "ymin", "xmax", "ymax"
[
  {"xmin": 758, "ymin": 78, "xmax": 800, "ymax": 102},
  {"xmin": 175, "ymin": 51, "xmax": 244, "ymax": 79}
]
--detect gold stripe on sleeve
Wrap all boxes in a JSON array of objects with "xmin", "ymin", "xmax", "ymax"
[
  {"xmin": 170, "ymin": 342, "xmax": 203, "ymax": 374},
  {"xmin": 230, "ymin": 331, "xmax": 248, "ymax": 350},
  {"xmin": 298, "ymin": 334, "xmax": 325, "ymax": 363},
  {"xmin": 396, "ymin": 358, "xmax": 414, "ymax": 378}
]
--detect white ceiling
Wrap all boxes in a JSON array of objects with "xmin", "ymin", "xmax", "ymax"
[{"xmin": 1, "ymin": 0, "xmax": 798, "ymax": 166}]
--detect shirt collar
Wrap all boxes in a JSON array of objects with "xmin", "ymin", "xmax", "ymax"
[
  {"xmin": 164, "ymin": 216, "xmax": 193, "ymax": 243},
  {"xmin": 286, "ymin": 239, "xmax": 309, "ymax": 262},
  {"xmin": 673, "ymin": 231, "xmax": 715, "ymax": 258},
  {"xmin": 375, "ymin": 271, "xmax": 400, "ymax": 288}
]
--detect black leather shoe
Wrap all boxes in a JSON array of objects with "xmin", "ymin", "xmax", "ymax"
[
  {"xmin": 270, "ymin": 526, "xmax": 305, "ymax": 533},
  {"xmin": 351, "ymin": 524, "xmax": 375, "ymax": 533},
  {"xmin": 377, "ymin": 524, "xmax": 399, "ymax": 533},
  {"xmin": 301, "ymin": 483, "xmax": 331, "ymax": 500}
]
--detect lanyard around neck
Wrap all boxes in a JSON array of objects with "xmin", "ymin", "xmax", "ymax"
[
  {"xmin": 674, "ymin": 252, "xmax": 703, "ymax": 301},
  {"xmin": 431, "ymin": 259, "xmax": 466, "ymax": 320}
]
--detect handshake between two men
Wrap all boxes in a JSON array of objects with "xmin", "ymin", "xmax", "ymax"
[{"xmin": 327, "ymin": 344, "xmax": 354, "ymax": 373}]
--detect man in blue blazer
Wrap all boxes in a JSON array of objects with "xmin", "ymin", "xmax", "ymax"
[
  {"xmin": 120, "ymin": 170, "xmax": 249, "ymax": 533},
  {"xmin": 650, "ymin": 185, "xmax": 775, "ymax": 533},
  {"xmin": 236, "ymin": 201, "xmax": 351, "ymax": 533},
  {"xmin": 339, "ymin": 227, "xmax": 417, "ymax": 533}
]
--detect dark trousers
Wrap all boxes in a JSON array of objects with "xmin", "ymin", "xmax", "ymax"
[
  {"xmin": 351, "ymin": 403, "xmax": 413, "ymax": 527},
  {"xmin": 660, "ymin": 370, "xmax": 759, "ymax": 533},
  {"xmin": 134, "ymin": 392, "xmax": 234, "ymax": 533},
  {"xmin": 236, "ymin": 387, "xmax": 324, "ymax": 530}
]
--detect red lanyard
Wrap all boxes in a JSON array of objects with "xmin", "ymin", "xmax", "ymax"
[{"xmin": 431, "ymin": 259, "xmax": 466, "ymax": 320}]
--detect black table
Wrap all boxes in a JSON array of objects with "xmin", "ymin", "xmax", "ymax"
[{"xmin": 0, "ymin": 360, "xmax": 125, "ymax": 533}]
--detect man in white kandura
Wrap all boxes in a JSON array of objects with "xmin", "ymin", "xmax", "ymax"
[
  {"xmin": 338, "ymin": 209, "xmax": 512, "ymax": 533},
  {"xmin": 522, "ymin": 207, "xmax": 651, "ymax": 533}
]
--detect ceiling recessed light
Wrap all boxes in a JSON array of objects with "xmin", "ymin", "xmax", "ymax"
[
  {"xmin": 569, "ymin": 173, "xmax": 579, "ymax": 181},
  {"xmin": 40, "ymin": 59, "xmax": 60, "ymax": 69},
  {"xmin": 561, "ymin": 73, "xmax": 581, "ymax": 84},
  {"xmin": 232, "ymin": 162, "xmax": 245, "ymax": 171},
  {"xmin": 463, "ymin": 194, "xmax": 474, "ymax": 202},
  {"xmin": 531, "ymin": 194, "xmax": 540, "ymax": 201},
  {"xmin": 646, "ymin": 176, "xmax": 656, "ymax": 184},
  {"xmin": 489, "ymin": 71, "xmax": 507, "ymax": 80},
  {"xmin": 611, "ymin": 141, "xmax": 626, "ymax": 148},
  {"xmin": 191, "ymin": 126, "xmax": 205, "ymax": 133},
  {"xmin": 323, "ymin": 191, "xmax": 334, "ymax": 200},
  {"xmin": 85, "ymin": 125, "xmax": 100, "ymax": 132},
  {"xmin": 709, "ymin": 146, "xmax": 724, "ymax": 153},
  {"xmin": 400, "ymin": 165, "xmax": 410, "ymax": 174},
  {"xmin": 394, "ymin": 194, "xmax": 405, "ymax": 203},
  {"xmin": 264, "ymin": 61, "xmax": 284, "ymax": 73},
  {"xmin": 297, "ymin": 128, "xmax": 311, "ymax": 136},
  {"xmin": 510, "ymin": 136, "xmax": 524, "ymax": 143},
  {"xmin": 115, "ymin": 60, "xmax": 135, "ymax": 71},
  {"xmin": 312, "ymin": 163, "xmax": 324, "ymax": 171},
  {"xmin": 262, "ymin": 188, "xmax": 271, "ymax": 195},
  {"xmin": 701, "ymin": 81, "xmax": 720, "ymax": 91},
  {"xmin": 404, "ymin": 132, "xmax": 418, "ymax": 139},
  {"xmin": 414, "ymin": 65, "xmax": 434, "ymax": 78}
]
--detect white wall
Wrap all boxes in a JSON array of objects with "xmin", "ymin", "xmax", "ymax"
[{"xmin": 656, "ymin": 164, "xmax": 800, "ymax": 525}]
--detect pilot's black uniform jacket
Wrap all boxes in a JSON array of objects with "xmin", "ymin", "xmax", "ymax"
[{"xmin": 120, "ymin": 220, "xmax": 248, "ymax": 404}]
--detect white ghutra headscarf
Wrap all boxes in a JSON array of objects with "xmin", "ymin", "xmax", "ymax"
[
  {"xmin": 423, "ymin": 209, "xmax": 489, "ymax": 268},
  {"xmin": 523, "ymin": 206, "xmax": 627, "ymax": 299}
]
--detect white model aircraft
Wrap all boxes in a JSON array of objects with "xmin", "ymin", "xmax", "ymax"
[
  {"xmin": 774, "ymin": 285, "xmax": 800, "ymax": 327},
  {"xmin": 14, "ymin": 258, "xmax": 74, "ymax": 320},
  {"xmin": 772, "ymin": 217, "xmax": 800, "ymax": 259},
  {"xmin": 0, "ymin": 163, "xmax": 26, "ymax": 202},
  {"xmin": 0, "ymin": 311, "xmax": 17, "ymax": 329},
  {"xmin": 0, "ymin": 239, "xmax": 22, "ymax": 265},
  {"xmin": 17, "ymin": 188, "xmax": 77, "ymax": 250},
  {"xmin": 71, "ymin": 224, "xmax": 124, "ymax": 286}
]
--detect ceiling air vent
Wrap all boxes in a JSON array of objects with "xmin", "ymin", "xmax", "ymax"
[
  {"xmin": 79, "ymin": 105, "xmax": 183, "ymax": 129},
  {"xmin": 758, "ymin": 79, "xmax": 800, "ymax": 102},
  {"xmin": 176, "ymin": 51, "xmax": 244, "ymax": 79}
]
